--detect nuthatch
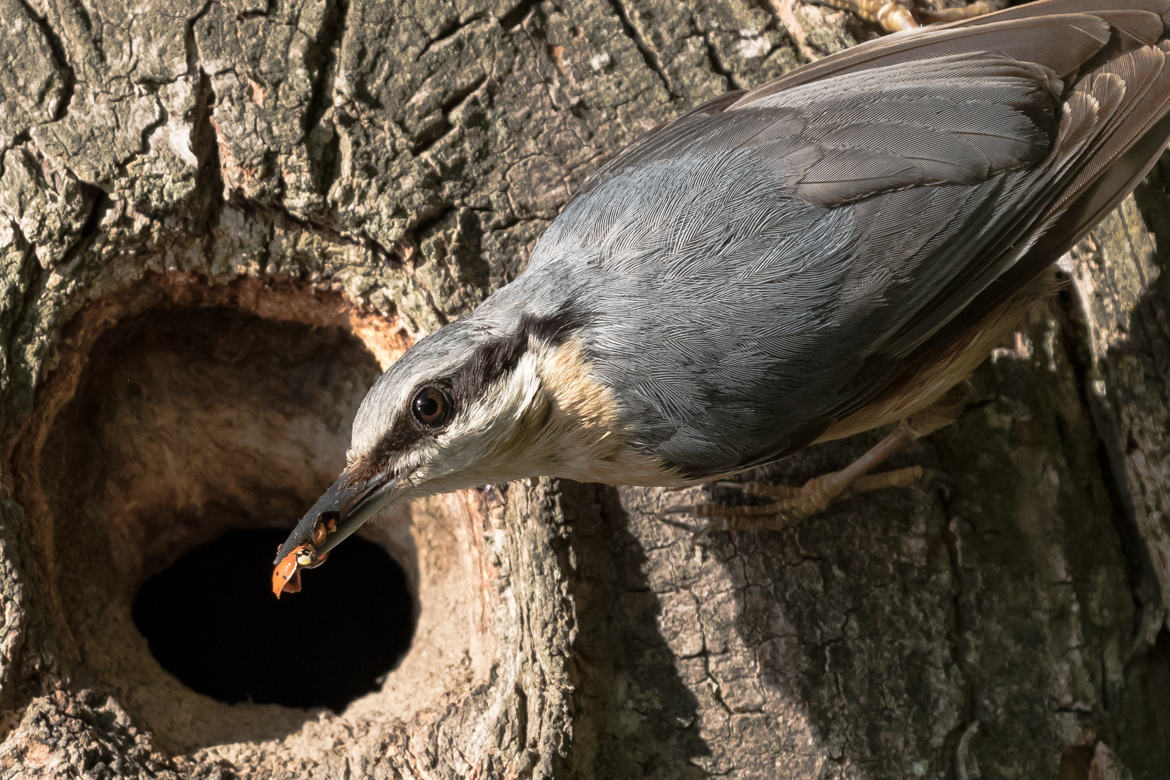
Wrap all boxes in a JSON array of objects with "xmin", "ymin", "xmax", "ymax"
[{"xmin": 273, "ymin": 0, "xmax": 1170, "ymax": 594}]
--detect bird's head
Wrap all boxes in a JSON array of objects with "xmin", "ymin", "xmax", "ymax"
[{"xmin": 271, "ymin": 303, "xmax": 661, "ymax": 585}]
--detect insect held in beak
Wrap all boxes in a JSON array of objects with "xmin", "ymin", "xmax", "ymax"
[
  {"xmin": 270, "ymin": 513, "xmax": 338, "ymax": 598},
  {"xmin": 271, "ymin": 547, "xmax": 304, "ymax": 598}
]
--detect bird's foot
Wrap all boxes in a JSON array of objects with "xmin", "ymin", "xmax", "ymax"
[
  {"xmin": 661, "ymin": 465, "xmax": 943, "ymax": 539},
  {"xmin": 808, "ymin": 0, "xmax": 1005, "ymax": 33}
]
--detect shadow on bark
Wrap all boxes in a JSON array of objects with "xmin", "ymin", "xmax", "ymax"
[
  {"xmin": 723, "ymin": 297, "xmax": 1170, "ymax": 777},
  {"xmin": 555, "ymin": 480, "xmax": 709, "ymax": 778}
]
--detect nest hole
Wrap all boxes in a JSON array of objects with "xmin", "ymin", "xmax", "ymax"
[
  {"xmin": 132, "ymin": 527, "xmax": 413, "ymax": 711},
  {"xmin": 14, "ymin": 293, "xmax": 493, "ymax": 754}
]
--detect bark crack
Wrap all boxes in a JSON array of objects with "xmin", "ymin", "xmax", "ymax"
[
  {"xmin": 605, "ymin": 0, "xmax": 680, "ymax": 100},
  {"xmin": 693, "ymin": 20, "xmax": 742, "ymax": 92},
  {"xmin": 0, "ymin": 132, "xmax": 32, "ymax": 181},
  {"xmin": 0, "ymin": 226, "xmax": 45, "ymax": 430},
  {"xmin": 1053, "ymin": 281, "xmax": 1165, "ymax": 640},
  {"xmin": 939, "ymin": 506, "xmax": 979, "ymax": 780},
  {"xmin": 188, "ymin": 72, "xmax": 224, "ymax": 245},
  {"xmin": 125, "ymin": 97, "xmax": 168, "ymax": 172},
  {"xmin": 184, "ymin": 0, "xmax": 214, "ymax": 76},
  {"xmin": 14, "ymin": 0, "xmax": 77, "ymax": 122},
  {"xmin": 302, "ymin": 0, "xmax": 351, "ymax": 196},
  {"xmin": 418, "ymin": 13, "xmax": 487, "ymax": 59},
  {"xmin": 237, "ymin": 0, "xmax": 274, "ymax": 21},
  {"xmin": 242, "ymin": 200, "xmax": 398, "ymax": 264},
  {"xmin": 410, "ymin": 75, "xmax": 488, "ymax": 157},
  {"xmin": 181, "ymin": 0, "xmax": 225, "ymax": 245},
  {"xmin": 56, "ymin": 184, "xmax": 110, "ymax": 270},
  {"xmin": 497, "ymin": 0, "xmax": 540, "ymax": 30}
]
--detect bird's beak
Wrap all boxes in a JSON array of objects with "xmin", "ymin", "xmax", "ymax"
[{"xmin": 273, "ymin": 469, "xmax": 404, "ymax": 566}]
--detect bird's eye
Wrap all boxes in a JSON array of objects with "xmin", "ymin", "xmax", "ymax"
[{"xmin": 411, "ymin": 386, "xmax": 452, "ymax": 427}]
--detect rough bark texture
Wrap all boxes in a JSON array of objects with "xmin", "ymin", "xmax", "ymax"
[{"xmin": 0, "ymin": 0, "xmax": 1168, "ymax": 778}]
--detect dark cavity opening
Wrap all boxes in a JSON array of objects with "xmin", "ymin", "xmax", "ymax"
[{"xmin": 133, "ymin": 527, "xmax": 415, "ymax": 711}]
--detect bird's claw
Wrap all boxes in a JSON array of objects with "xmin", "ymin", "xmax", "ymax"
[
  {"xmin": 656, "ymin": 497, "xmax": 804, "ymax": 537},
  {"xmin": 657, "ymin": 460, "xmax": 950, "ymax": 538},
  {"xmin": 656, "ymin": 504, "xmax": 729, "ymax": 543}
]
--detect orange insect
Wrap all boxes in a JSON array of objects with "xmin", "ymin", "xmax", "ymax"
[
  {"xmin": 271, "ymin": 546, "xmax": 304, "ymax": 598},
  {"xmin": 271, "ymin": 514, "xmax": 338, "ymax": 598},
  {"xmin": 271, "ymin": 542, "xmax": 330, "ymax": 598}
]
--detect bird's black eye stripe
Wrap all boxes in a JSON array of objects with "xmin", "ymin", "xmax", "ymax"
[{"xmin": 411, "ymin": 385, "xmax": 453, "ymax": 428}]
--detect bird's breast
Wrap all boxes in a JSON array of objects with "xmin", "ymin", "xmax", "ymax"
[{"xmin": 535, "ymin": 338, "xmax": 683, "ymax": 487}]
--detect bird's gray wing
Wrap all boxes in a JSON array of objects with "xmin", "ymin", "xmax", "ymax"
[
  {"xmin": 525, "ymin": 2, "xmax": 1170, "ymax": 476},
  {"xmin": 735, "ymin": 0, "xmax": 1169, "ymax": 102},
  {"xmin": 559, "ymin": 0, "xmax": 1162, "ymax": 214}
]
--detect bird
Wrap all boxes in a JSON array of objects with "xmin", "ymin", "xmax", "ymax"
[{"xmin": 272, "ymin": 0, "xmax": 1170, "ymax": 595}]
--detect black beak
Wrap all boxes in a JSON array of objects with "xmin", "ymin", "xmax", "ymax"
[{"xmin": 273, "ymin": 469, "xmax": 399, "ymax": 564}]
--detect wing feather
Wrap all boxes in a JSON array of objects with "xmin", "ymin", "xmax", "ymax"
[{"xmin": 523, "ymin": 2, "xmax": 1170, "ymax": 475}]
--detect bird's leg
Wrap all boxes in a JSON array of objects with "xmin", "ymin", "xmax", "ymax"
[
  {"xmin": 702, "ymin": 423, "xmax": 919, "ymax": 532},
  {"xmin": 662, "ymin": 384, "xmax": 967, "ymax": 535},
  {"xmin": 663, "ymin": 427, "xmax": 929, "ymax": 534},
  {"xmin": 808, "ymin": 0, "xmax": 1004, "ymax": 33}
]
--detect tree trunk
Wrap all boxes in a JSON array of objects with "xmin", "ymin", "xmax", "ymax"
[{"xmin": 1, "ymin": 0, "xmax": 1168, "ymax": 777}]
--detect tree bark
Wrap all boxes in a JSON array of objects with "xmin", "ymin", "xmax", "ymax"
[{"xmin": 1, "ymin": 0, "xmax": 1168, "ymax": 778}]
